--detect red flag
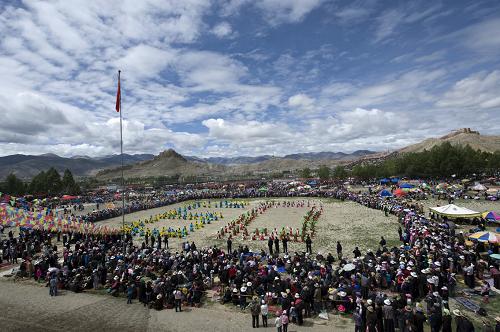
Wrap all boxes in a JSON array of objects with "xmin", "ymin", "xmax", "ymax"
[{"xmin": 115, "ymin": 71, "xmax": 121, "ymax": 112}]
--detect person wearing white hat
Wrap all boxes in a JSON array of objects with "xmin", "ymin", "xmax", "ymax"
[
  {"xmin": 260, "ymin": 300, "xmax": 268, "ymax": 327},
  {"xmin": 382, "ymin": 298, "xmax": 395, "ymax": 332},
  {"xmin": 240, "ymin": 287, "xmax": 248, "ymax": 311},
  {"xmin": 454, "ymin": 309, "xmax": 474, "ymax": 332}
]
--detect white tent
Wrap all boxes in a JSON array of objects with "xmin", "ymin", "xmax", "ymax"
[{"xmin": 429, "ymin": 204, "xmax": 481, "ymax": 218}]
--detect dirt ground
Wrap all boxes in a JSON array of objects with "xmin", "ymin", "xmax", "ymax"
[
  {"xmin": 92, "ymin": 198, "xmax": 402, "ymax": 259},
  {"xmin": 0, "ymin": 280, "xmax": 353, "ymax": 332}
]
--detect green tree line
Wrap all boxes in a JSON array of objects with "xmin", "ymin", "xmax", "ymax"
[
  {"xmin": 0, "ymin": 168, "xmax": 80, "ymax": 196},
  {"xmin": 351, "ymin": 143, "xmax": 500, "ymax": 179},
  {"xmin": 299, "ymin": 143, "xmax": 500, "ymax": 180}
]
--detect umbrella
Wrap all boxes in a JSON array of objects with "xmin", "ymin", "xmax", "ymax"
[
  {"xmin": 379, "ymin": 189, "xmax": 392, "ymax": 197},
  {"xmin": 342, "ymin": 263, "xmax": 356, "ymax": 272},
  {"xmin": 482, "ymin": 211, "xmax": 500, "ymax": 222},
  {"xmin": 490, "ymin": 253, "xmax": 500, "ymax": 260},
  {"xmin": 48, "ymin": 267, "xmax": 59, "ymax": 273},
  {"xmin": 399, "ymin": 183, "xmax": 414, "ymax": 189},
  {"xmin": 394, "ymin": 189, "xmax": 406, "ymax": 197},
  {"xmin": 468, "ymin": 231, "xmax": 499, "ymax": 243}
]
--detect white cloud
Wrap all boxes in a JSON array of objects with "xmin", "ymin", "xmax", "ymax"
[
  {"xmin": 288, "ymin": 93, "xmax": 315, "ymax": 110},
  {"xmin": 374, "ymin": 4, "xmax": 442, "ymax": 43},
  {"xmin": 218, "ymin": 0, "xmax": 325, "ymax": 24},
  {"xmin": 116, "ymin": 45, "xmax": 175, "ymax": 79},
  {"xmin": 436, "ymin": 70, "xmax": 500, "ymax": 109},
  {"xmin": 256, "ymin": 0, "xmax": 325, "ymax": 23},
  {"xmin": 211, "ymin": 21, "xmax": 234, "ymax": 38},
  {"xmin": 457, "ymin": 18, "xmax": 500, "ymax": 52}
]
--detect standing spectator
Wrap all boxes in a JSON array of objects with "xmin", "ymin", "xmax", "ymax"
[
  {"xmin": 250, "ymin": 296, "xmax": 261, "ymax": 328},
  {"xmin": 336, "ymin": 241, "xmax": 343, "ymax": 260},
  {"xmin": 305, "ymin": 235, "xmax": 312, "ymax": 254},
  {"xmin": 282, "ymin": 236, "xmax": 288, "ymax": 254},
  {"xmin": 174, "ymin": 288, "xmax": 183, "ymax": 312},
  {"xmin": 442, "ymin": 309, "xmax": 452, "ymax": 332},
  {"xmin": 227, "ymin": 236, "xmax": 232, "ymax": 254},
  {"xmin": 261, "ymin": 300, "xmax": 268, "ymax": 327},
  {"xmin": 274, "ymin": 237, "xmax": 280, "ymax": 254},
  {"xmin": 382, "ymin": 299, "xmax": 395, "ymax": 332},
  {"xmin": 454, "ymin": 310, "xmax": 474, "ymax": 332},
  {"xmin": 268, "ymin": 237, "xmax": 274, "ymax": 255},
  {"xmin": 275, "ymin": 311, "xmax": 282, "ymax": 332},
  {"xmin": 127, "ymin": 282, "xmax": 135, "ymax": 304},
  {"xmin": 49, "ymin": 274, "xmax": 58, "ymax": 297},
  {"xmin": 281, "ymin": 310, "xmax": 289, "ymax": 332}
]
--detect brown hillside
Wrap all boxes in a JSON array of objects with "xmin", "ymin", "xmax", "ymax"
[{"xmin": 397, "ymin": 128, "xmax": 500, "ymax": 154}]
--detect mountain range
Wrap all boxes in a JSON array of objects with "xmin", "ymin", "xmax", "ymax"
[{"xmin": 1, "ymin": 129, "xmax": 499, "ymax": 180}]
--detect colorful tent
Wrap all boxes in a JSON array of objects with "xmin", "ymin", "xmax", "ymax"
[
  {"xmin": 482, "ymin": 211, "xmax": 500, "ymax": 222},
  {"xmin": 394, "ymin": 188, "xmax": 406, "ymax": 197},
  {"xmin": 379, "ymin": 189, "xmax": 392, "ymax": 197},
  {"xmin": 469, "ymin": 231, "xmax": 499, "ymax": 243},
  {"xmin": 61, "ymin": 195, "xmax": 78, "ymax": 200},
  {"xmin": 400, "ymin": 183, "xmax": 415, "ymax": 189},
  {"xmin": 429, "ymin": 204, "xmax": 481, "ymax": 218}
]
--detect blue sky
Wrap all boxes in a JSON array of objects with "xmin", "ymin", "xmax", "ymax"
[{"xmin": 0, "ymin": 0, "xmax": 499, "ymax": 157}]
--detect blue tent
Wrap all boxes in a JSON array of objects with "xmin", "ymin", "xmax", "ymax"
[
  {"xmin": 379, "ymin": 189, "xmax": 392, "ymax": 197},
  {"xmin": 391, "ymin": 178, "xmax": 400, "ymax": 183},
  {"xmin": 380, "ymin": 178, "xmax": 390, "ymax": 184},
  {"xmin": 400, "ymin": 183, "xmax": 415, "ymax": 189}
]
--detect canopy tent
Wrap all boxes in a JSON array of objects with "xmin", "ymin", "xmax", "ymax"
[
  {"xmin": 471, "ymin": 183, "xmax": 487, "ymax": 191},
  {"xmin": 429, "ymin": 204, "xmax": 481, "ymax": 218},
  {"xmin": 469, "ymin": 231, "xmax": 499, "ymax": 243},
  {"xmin": 399, "ymin": 183, "xmax": 415, "ymax": 189},
  {"xmin": 482, "ymin": 211, "xmax": 500, "ymax": 222},
  {"xmin": 379, "ymin": 189, "xmax": 392, "ymax": 197},
  {"xmin": 390, "ymin": 178, "xmax": 400, "ymax": 184}
]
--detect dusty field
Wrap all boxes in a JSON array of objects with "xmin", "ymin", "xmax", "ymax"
[
  {"xmin": 0, "ymin": 280, "xmax": 353, "ymax": 332},
  {"xmin": 94, "ymin": 198, "xmax": 402, "ymax": 258}
]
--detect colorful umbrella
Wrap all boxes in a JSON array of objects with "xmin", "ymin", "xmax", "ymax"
[
  {"xmin": 468, "ymin": 231, "xmax": 499, "ymax": 243},
  {"xmin": 482, "ymin": 211, "xmax": 500, "ymax": 222},
  {"xmin": 394, "ymin": 188, "xmax": 406, "ymax": 197},
  {"xmin": 379, "ymin": 189, "xmax": 392, "ymax": 197},
  {"xmin": 400, "ymin": 183, "xmax": 414, "ymax": 189}
]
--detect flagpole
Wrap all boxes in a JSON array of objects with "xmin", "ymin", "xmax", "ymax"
[{"xmin": 118, "ymin": 70, "xmax": 126, "ymax": 252}]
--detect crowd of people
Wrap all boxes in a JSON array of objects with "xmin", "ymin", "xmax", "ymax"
[{"xmin": 1, "ymin": 183, "xmax": 500, "ymax": 331}]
